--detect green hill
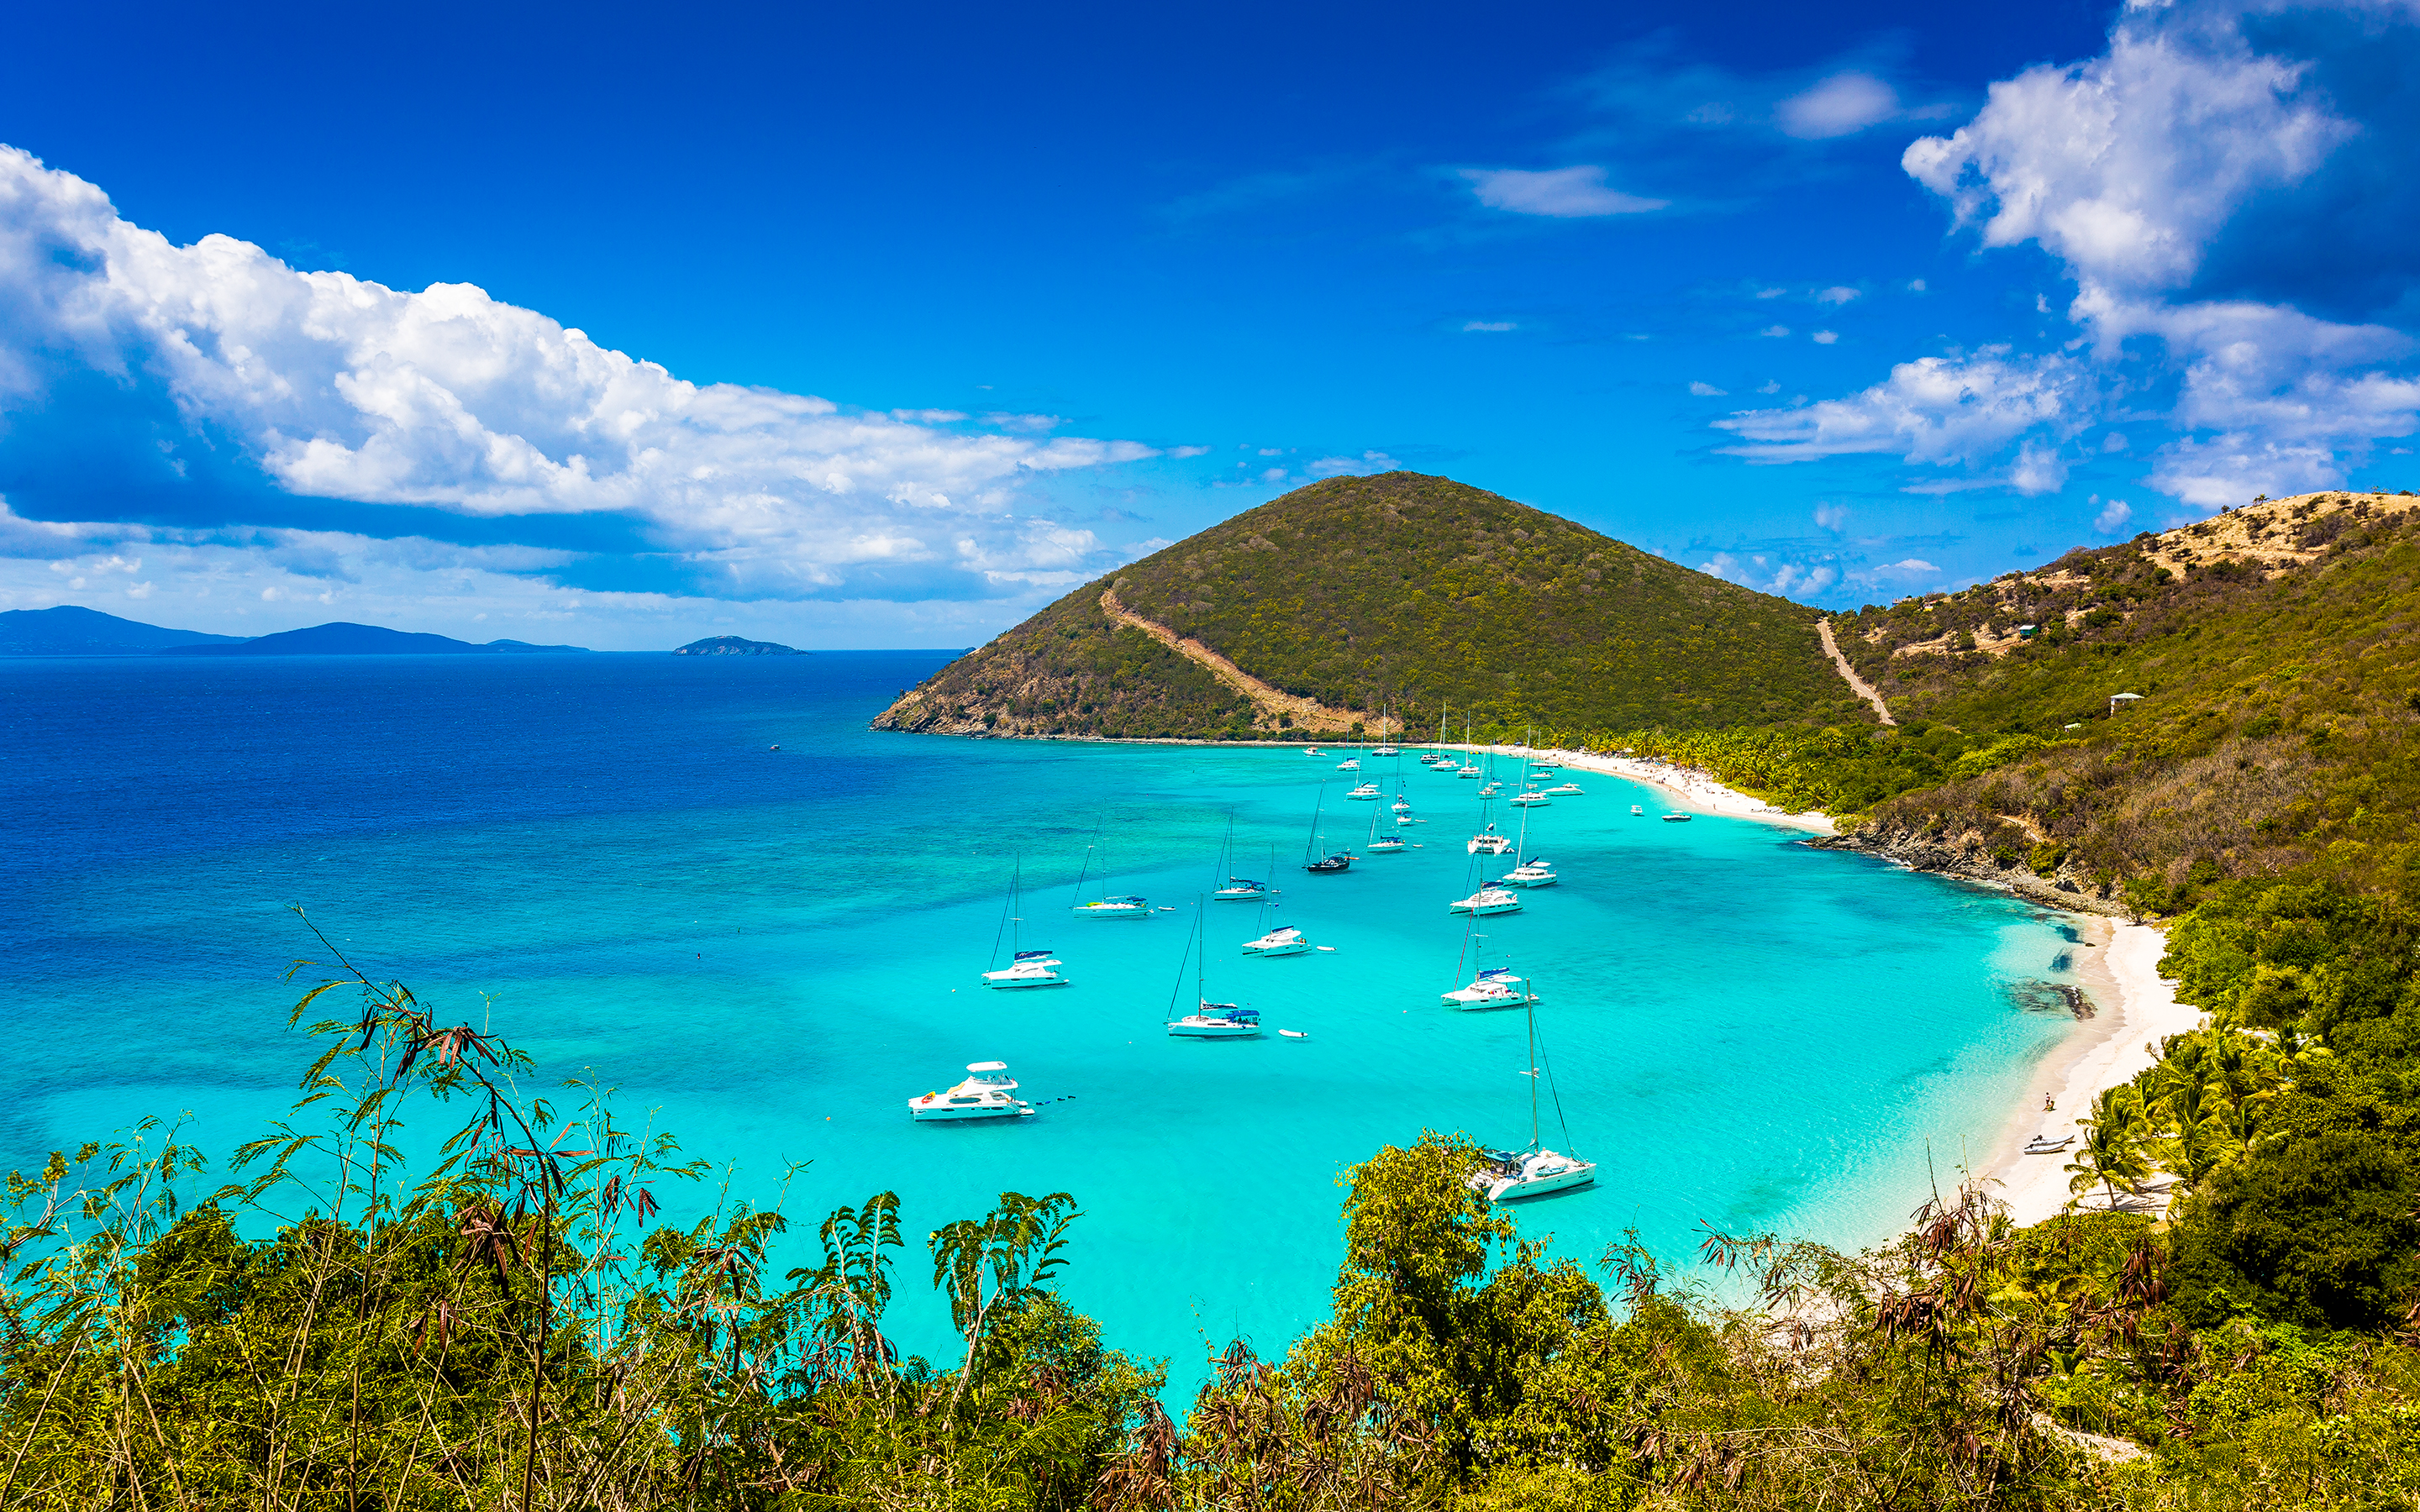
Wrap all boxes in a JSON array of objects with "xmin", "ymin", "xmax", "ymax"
[{"xmin": 874, "ymin": 472, "xmax": 1865, "ymax": 740}]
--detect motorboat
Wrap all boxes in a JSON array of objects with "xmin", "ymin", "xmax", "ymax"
[
  {"xmin": 1466, "ymin": 993, "xmax": 1595, "ymax": 1201},
  {"xmin": 1168, "ymin": 1000, "xmax": 1264, "ymax": 1037},
  {"xmin": 1336, "ymin": 757, "xmax": 1360, "ymax": 771},
  {"xmin": 1441, "ymin": 966, "xmax": 1539, "ymax": 1010},
  {"xmin": 1345, "ymin": 782, "xmax": 1381, "ymax": 801},
  {"xmin": 1304, "ymin": 747, "xmax": 1324, "ymax": 756},
  {"xmin": 1468, "ymin": 825, "xmax": 1512, "ymax": 855},
  {"xmin": 1498, "ymin": 857, "xmax": 1558, "ymax": 888},
  {"xmin": 1660, "ymin": 813, "xmax": 1692, "ymax": 823},
  {"xmin": 1242, "ymin": 924, "xmax": 1314, "ymax": 957},
  {"xmin": 1543, "ymin": 783, "xmax": 1583, "ymax": 796},
  {"xmin": 1449, "ymin": 887, "xmax": 1523, "ymax": 916},
  {"xmin": 981, "ymin": 949, "xmax": 1070, "ymax": 989},
  {"xmin": 1071, "ymin": 895, "xmax": 1152, "ymax": 918},
  {"xmin": 908, "ymin": 1062, "xmax": 1035, "ymax": 1121},
  {"xmin": 1528, "ymin": 766, "xmax": 1559, "ymax": 779},
  {"xmin": 1631, "ymin": 805, "xmax": 1645, "ymax": 816},
  {"xmin": 1509, "ymin": 790, "xmax": 1550, "ymax": 807},
  {"xmin": 1470, "ymin": 1146, "xmax": 1596, "ymax": 1201},
  {"xmin": 1214, "ymin": 877, "xmax": 1269, "ymax": 901}
]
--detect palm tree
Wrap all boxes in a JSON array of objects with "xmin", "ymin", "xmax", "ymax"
[
  {"xmin": 2066, "ymin": 1087, "xmax": 2154, "ymax": 1210},
  {"xmin": 2148, "ymin": 1061, "xmax": 2228, "ymax": 1191}
]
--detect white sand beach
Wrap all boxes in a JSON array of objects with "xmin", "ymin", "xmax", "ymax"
[
  {"xmin": 1457, "ymin": 744, "xmax": 1839, "ymax": 835},
  {"xmin": 1979, "ymin": 922, "xmax": 2208, "ymax": 1225}
]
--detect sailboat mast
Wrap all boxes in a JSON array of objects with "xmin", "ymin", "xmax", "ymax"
[
  {"xmin": 1010, "ymin": 855, "xmax": 1021, "ymax": 953},
  {"xmin": 1528, "ymin": 993, "xmax": 1542, "ymax": 1147}
]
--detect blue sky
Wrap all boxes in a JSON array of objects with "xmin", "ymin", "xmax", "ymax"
[{"xmin": 2, "ymin": 0, "xmax": 2415, "ymax": 647}]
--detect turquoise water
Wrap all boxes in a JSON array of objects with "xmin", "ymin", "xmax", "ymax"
[{"xmin": 1, "ymin": 652, "xmax": 2077, "ymax": 1383}]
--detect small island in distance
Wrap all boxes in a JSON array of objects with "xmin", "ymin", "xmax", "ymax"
[{"xmin": 673, "ymin": 636, "xmax": 806, "ymax": 655}]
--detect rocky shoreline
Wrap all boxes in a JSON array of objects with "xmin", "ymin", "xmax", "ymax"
[{"xmin": 1808, "ymin": 818, "xmax": 2130, "ymax": 917}]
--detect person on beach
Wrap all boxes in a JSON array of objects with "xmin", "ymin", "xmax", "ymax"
[{"xmin": 2043, "ymin": 1093, "xmax": 2055, "ymax": 1111}]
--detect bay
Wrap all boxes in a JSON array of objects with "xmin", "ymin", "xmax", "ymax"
[{"xmin": 0, "ymin": 651, "xmax": 2075, "ymax": 1383}]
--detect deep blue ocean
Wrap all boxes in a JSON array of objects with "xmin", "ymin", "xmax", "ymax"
[{"xmin": 0, "ymin": 651, "xmax": 2076, "ymax": 1385}]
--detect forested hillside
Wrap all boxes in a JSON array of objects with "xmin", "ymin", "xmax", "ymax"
[{"xmin": 874, "ymin": 473, "xmax": 1867, "ymax": 740}]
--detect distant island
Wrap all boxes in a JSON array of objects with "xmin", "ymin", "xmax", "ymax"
[
  {"xmin": 673, "ymin": 636, "xmax": 805, "ymax": 655},
  {"xmin": 160, "ymin": 623, "xmax": 587, "ymax": 656},
  {"xmin": 0, "ymin": 605, "xmax": 251, "ymax": 656}
]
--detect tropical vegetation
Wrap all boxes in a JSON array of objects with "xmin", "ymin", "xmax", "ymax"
[{"xmin": 874, "ymin": 473, "xmax": 1870, "ymax": 741}]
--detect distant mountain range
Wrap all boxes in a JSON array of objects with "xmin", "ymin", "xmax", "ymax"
[
  {"xmin": 0, "ymin": 605, "xmax": 250, "ymax": 655},
  {"xmin": 673, "ymin": 636, "xmax": 806, "ymax": 655},
  {"xmin": 0, "ymin": 607, "xmax": 586, "ymax": 657},
  {"xmin": 160, "ymin": 622, "xmax": 587, "ymax": 656}
]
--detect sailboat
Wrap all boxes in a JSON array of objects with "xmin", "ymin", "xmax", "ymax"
[
  {"xmin": 981, "ymin": 857, "xmax": 1071, "ymax": 988},
  {"xmin": 1212, "ymin": 823, "xmax": 1270, "ymax": 900},
  {"xmin": 1363, "ymin": 798, "xmax": 1405, "ymax": 853},
  {"xmin": 1240, "ymin": 897, "xmax": 1315, "ymax": 956},
  {"xmin": 1166, "ymin": 906, "xmax": 1265, "ymax": 1037},
  {"xmin": 1371, "ymin": 703, "xmax": 1397, "ymax": 758},
  {"xmin": 1442, "ymin": 965, "xmax": 1541, "ymax": 1010},
  {"xmin": 1301, "ymin": 783, "xmax": 1354, "ymax": 873},
  {"xmin": 1467, "ymin": 991, "xmax": 1595, "ymax": 1200},
  {"xmin": 1068, "ymin": 827, "xmax": 1151, "ymax": 918},
  {"xmin": 1496, "ymin": 795, "xmax": 1556, "ymax": 886}
]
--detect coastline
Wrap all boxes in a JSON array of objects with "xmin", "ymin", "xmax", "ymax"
[
  {"xmin": 1975, "ymin": 921, "xmax": 2207, "ymax": 1225},
  {"xmin": 1458, "ymin": 744, "xmax": 1839, "ymax": 835}
]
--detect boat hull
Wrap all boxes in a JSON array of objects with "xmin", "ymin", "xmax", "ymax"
[
  {"xmin": 909, "ymin": 1103, "xmax": 1034, "ymax": 1121},
  {"xmin": 1441, "ymin": 989, "xmax": 1539, "ymax": 1009},
  {"xmin": 1166, "ymin": 1022, "xmax": 1263, "ymax": 1037},
  {"xmin": 981, "ymin": 971, "xmax": 1070, "ymax": 989},
  {"xmin": 1487, "ymin": 1163, "xmax": 1596, "ymax": 1200}
]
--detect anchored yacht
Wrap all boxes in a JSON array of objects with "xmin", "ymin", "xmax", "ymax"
[
  {"xmin": 982, "ymin": 949, "xmax": 1070, "ymax": 989},
  {"xmin": 1498, "ymin": 857, "xmax": 1558, "ymax": 888},
  {"xmin": 908, "ymin": 1062, "xmax": 1035, "ymax": 1121},
  {"xmin": 1241, "ymin": 924, "xmax": 1313, "ymax": 957},
  {"xmin": 1442, "ymin": 966, "xmax": 1539, "ymax": 1011},
  {"xmin": 1467, "ymin": 997, "xmax": 1596, "ymax": 1201},
  {"xmin": 1449, "ymin": 886, "xmax": 1523, "ymax": 916}
]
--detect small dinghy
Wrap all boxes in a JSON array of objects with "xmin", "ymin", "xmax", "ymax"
[{"xmin": 2023, "ymin": 1132, "xmax": 2074, "ymax": 1154}]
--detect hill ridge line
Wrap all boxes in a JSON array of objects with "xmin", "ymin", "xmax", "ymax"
[
  {"xmin": 1098, "ymin": 588, "xmax": 1392, "ymax": 737},
  {"xmin": 1816, "ymin": 618, "xmax": 1895, "ymax": 725}
]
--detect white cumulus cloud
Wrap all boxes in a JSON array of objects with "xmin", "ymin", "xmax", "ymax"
[
  {"xmin": 0, "ymin": 144, "xmax": 1167, "ymax": 604},
  {"xmin": 1712, "ymin": 349, "xmax": 2091, "ymax": 470},
  {"xmin": 1689, "ymin": 381, "xmax": 1728, "ymax": 396}
]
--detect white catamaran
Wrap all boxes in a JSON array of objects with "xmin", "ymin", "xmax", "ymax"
[
  {"xmin": 981, "ymin": 858, "xmax": 1070, "ymax": 989},
  {"xmin": 1467, "ymin": 994, "xmax": 1596, "ymax": 1200}
]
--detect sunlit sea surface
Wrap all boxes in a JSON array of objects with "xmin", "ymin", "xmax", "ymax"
[{"xmin": 1, "ymin": 652, "xmax": 2079, "ymax": 1385}]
